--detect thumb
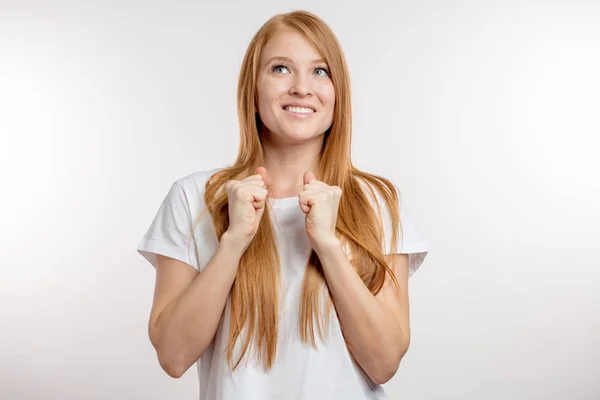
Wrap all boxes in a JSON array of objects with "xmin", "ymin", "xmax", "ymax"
[
  {"xmin": 303, "ymin": 171, "xmax": 316, "ymax": 185},
  {"xmin": 255, "ymin": 166, "xmax": 268, "ymax": 185}
]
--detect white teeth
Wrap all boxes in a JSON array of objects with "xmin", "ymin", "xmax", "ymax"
[{"xmin": 284, "ymin": 106, "xmax": 315, "ymax": 114}]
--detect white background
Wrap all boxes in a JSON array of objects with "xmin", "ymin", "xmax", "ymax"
[{"xmin": 1, "ymin": 1, "xmax": 599, "ymax": 399}]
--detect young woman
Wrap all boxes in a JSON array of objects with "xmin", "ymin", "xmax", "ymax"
[{"xmin": 138, "ymin": 10, "xmax": 428, "ymax": 400}]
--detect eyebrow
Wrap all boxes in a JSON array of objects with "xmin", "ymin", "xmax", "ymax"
[{"xmin": 264, "ymin": 56, "xmax": 327, "ymax": 66}]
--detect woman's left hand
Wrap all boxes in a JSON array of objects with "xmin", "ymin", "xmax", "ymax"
[{"xmin": 299, "ymin": 171, "xmax": 342, "ymax": 252}]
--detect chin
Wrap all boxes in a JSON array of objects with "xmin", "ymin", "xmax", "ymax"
[{"xmin": 281, "ymin": 129, "xmax": 324, "ymax": 142}]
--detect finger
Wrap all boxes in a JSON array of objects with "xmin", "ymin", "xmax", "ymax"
[
  {"xmin": 303, "ymin": 180, "xmax": 329, "ymax": 190},
  {"xmin": 244, "ymin": 174, "xmax": 264, "ymax": 182},
  {"xmin": 300, "ymin": 186, "xmax": 329, "ymax": 198},
  {"xmin": 298, "ymin": 195, "xmax": 312, "ymax": 214},
  {"xmin": 245, "ymin": 179, "xmax": 267, "ymax": 188},
  {"xmin": 245, "ymin": 186, "xmax": 269, "ymax": 203},
  {"xmin": 302, "ymin": 182, "xmax": 328, "ymax": 192},
  {"xmin": 255, "ymin": 166, "xmax": 268, "ymax": 185},
  {"xmin": 252, "ymin": 197, "xmax": 267, "ymax": 208},
  {"xmin": 243, "ymin": 175, "xmax": 266, "ymax": 188},
  {"xmin": 303, "ymin": 171, "xmax": 316, "ymax": 185},
  {"xmin": 225, "ymin": 179, "xmax": 240, "ymax": 191},
  {"xmin": 298, "ymin": 191, "xmax": 317, "ymax": 204}
]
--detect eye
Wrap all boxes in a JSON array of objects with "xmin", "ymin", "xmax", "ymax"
[
  {"xmin": 315, "ymin": 67, "xmax": 330, "ymax": 77},
  {"xmin": 271, "ymin": 64, "xmax": 290, "ymax": 74}
]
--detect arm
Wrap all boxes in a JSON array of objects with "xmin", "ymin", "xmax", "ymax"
[
  {"xmin": 148, "ymin": 231, "xmax": 246, "ymax": 378},
  {"xmin": 315, "ymin": 239, "xmax": 411, "ymax": 385}
]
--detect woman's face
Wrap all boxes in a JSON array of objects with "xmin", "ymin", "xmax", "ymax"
[{"xmin": 256, "ymin": 29, "xmax": 335, "ymax": 145}]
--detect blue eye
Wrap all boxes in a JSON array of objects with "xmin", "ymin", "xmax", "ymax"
[
  {"xmin": 270, "ymin": 63, "xmax": 330, "ymax": 77},
  {"xmin": 315, "ymin": 67, "xmax": 329, "ymax": 76},
  {"xmin": 272, "ymin": 64, "xmax": 290, "ymax": 74}
]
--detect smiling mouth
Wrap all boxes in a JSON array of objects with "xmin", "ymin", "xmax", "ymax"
[{"xmin": 282, "ymin": 105, "xmax": 316, "ymax": 114}]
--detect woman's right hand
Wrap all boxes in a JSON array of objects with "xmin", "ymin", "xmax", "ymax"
[{"xmin": 224, "ymin": 167, "xmax": 269, "ymax": 249}]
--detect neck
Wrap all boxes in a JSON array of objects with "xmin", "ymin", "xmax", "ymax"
[{"xmin": 260, "ymin": 135, "xmax": 323, "ymax": 199}]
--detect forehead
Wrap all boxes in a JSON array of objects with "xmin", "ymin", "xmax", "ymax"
[{"xmin": 260, "ymin": 29, "xmax": 324, "ymax": 64}]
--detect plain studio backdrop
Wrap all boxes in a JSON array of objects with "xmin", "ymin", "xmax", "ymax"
[{"xmin": 1, "ymin": 0, "xmax": 599, "ymax": 399}]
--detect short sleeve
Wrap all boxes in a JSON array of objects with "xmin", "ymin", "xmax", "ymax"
[
  {"xmin": 137, "ymin": 182, "xmax": 200, "ymax": 271},
  {"xmin": 365, "ymin": 181, "xmax": 429, "ymax": 278},
  {"xmin": 383, "ymin": 195, "xmax": 428, "ymax": 277}
]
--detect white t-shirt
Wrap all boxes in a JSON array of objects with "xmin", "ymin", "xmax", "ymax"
[{"xmin": 137, "ymin": 167, "xmax": 428, "ymax": 400}]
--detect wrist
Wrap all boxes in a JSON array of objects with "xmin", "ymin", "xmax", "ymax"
[
  {"xmin": 220, "ymin": 230, "xmax": 250, "ymax": 257},
  {"xmin": 312, "ymin": 235, "xmax": 342, "ymax": 256}
]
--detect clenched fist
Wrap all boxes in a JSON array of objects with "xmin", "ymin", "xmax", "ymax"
[{"xmin": 224, "ymin": 167, "xmax": 268, "ymax": 250}]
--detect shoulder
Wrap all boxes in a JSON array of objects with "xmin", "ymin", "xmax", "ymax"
[
  {"xmin": 164, "ymin": 166, "xmax": 226, "ymax": 219},
  {"xmin": 173, "ymin": 166, "xmax": 226, "ymax": 196},
  {"xmin": 352, "ymin": 173, "xmax": 401, "ymax": 211}
]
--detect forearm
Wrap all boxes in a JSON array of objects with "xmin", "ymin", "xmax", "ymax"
[
  {"xmin": 315, "ymin": 239, "xmax": 408, "ymax": 384},
  {"xmin": 155, "ymin": 231, "xmax": 246, "ymax": 376}
]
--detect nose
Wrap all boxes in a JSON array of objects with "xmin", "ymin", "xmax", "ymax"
[{"xmin": 289, "ymin": 74, "xmax": 312, "ymax": 97}]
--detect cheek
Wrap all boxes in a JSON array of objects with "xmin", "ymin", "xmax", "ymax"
[
  {"xmin": 256, "ymin": 84, "xmax": 267, "ymax": 106},
  {"xmin": 319, "ymin": 84, "xmax": 336, "ymax": 108},
  {"xmin": 258, "ymin": 82, "xmax": 285, "ymax": 108}
]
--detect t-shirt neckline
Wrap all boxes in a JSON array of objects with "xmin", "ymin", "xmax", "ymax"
[{"xmin": 269, "ymin": 196, "xmax": 299, "ymax": 209}]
